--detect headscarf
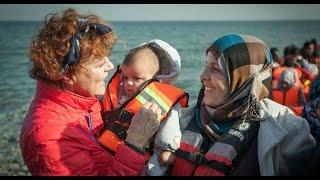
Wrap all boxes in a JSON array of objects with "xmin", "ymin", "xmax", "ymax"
[
  {"xmin": 131, "ymin": 39, "xmax": 181, "ymax": 84},
  {"xmin": 201, "ymin": 34, "xmax": 272, "ymax": 123}
]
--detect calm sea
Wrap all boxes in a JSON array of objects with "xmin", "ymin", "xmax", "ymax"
[{"xmin": 0, "ymin": 20, "xmax": 320, "ymax": 175}]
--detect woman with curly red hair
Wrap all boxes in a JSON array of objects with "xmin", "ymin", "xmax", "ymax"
[{"xmin": 19, "ymin": 8, "xmax": 162, "ymax": 176}]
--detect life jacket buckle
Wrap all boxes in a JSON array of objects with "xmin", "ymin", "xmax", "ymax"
[
  {"xmin": 119, "ymin": 109, "xmax": 134, "ymax": 124},
  {"xmin": 188, "ymin": 152, "xmax": 204, "ymax": 165},
  {"xmin": 117, "ymin": 130, "xmax": 128, "ymax": 140}
]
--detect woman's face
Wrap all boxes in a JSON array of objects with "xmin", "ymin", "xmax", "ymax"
[
  {"xmin": 200, "ymin": 51, "xmax": 230, "ymax": 107},
  {"xmin": 70, "ymin": 56, "xmax": 114, "ymax": 97}
]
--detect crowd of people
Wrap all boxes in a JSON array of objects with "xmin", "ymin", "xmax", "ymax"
[{"xmin": 270, "ymin": 39, "xmax": 320, "ymax": 143}]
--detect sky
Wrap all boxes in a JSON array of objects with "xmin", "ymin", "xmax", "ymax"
[{"xmin": 1, "ymin": 4, "xmax": 320, "ymax": 21}]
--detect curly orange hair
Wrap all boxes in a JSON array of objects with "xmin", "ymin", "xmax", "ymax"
[{"xmin": 29, "ymin": 8, "xmax": 116, "ymax": 89}]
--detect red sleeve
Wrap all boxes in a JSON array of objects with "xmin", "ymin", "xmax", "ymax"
[
  {"xmin": 24, "ymin": 122, "xmax": 145, "ymax": 176},
  {"xmin": 103, "ymin": 144, "xmax": 146, "ymax": 175}
]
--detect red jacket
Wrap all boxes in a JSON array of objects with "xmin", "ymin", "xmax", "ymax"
[{"xmin": 19, "ymin": 80, "xmax": 145, "ymax": 176}]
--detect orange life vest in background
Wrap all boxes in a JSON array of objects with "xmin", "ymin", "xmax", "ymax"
[
  {"xmin": 271, "ymin": 66, "xmax": 309, "ymax": 104},
  {"xmin": 272, "ymin": 67, "xmax": 303, "ymax": 89},
  {"xmin": 271, "ymin": 87, "xmax": 303, "ymax": 116},
  {"xmin": 99, "ymin": 67, "xmax": 189, "ymax": 155},
  {"xmin": 287, "ymin": 106, "xmax": 303, "ymax": 117},
  {"xmin": 302, "ymin": 79, "xmax": 311, "ymax": 100},
  {"xmin": 272, "ymin": 87, "xmax": 299, "ymax": 106}
]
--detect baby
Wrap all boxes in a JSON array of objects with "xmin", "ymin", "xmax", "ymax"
[{"xmin": 105, "ymin": 39, "xmax": 187, "ymax": 176}]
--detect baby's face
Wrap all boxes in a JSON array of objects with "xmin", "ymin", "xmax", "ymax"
[{"xmin": 121, "ymin": 49, "xmax": 159, "ymax": 97}]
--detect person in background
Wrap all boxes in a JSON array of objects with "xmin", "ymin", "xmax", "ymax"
[
  {"xmin": 271, "ymin": 68, "xmax": 306, "ymax": 116},
  {"xmin": 309, "ymin": 74, "xmax": 320, "ymax": 102},
  {"xmin": 301, "ymin": 41, "xmax": 315, "ymax": 63},
  {"xmin": 19, "ymin": 8, "xmax": 162, "ymax": 176},
  {"xmin": 311, "ymin": 38, "xmax": 320, "ymax": 51},
  {"xmin": 283, "ymin": 46, "xmax": 290, "ymax": 60},
  {"xmin": 284, "ymin": 45, "xmax": 302, "ymax": 68},
  {"xmin": 311, "ymin": 50, "xmax": 320, "ymax": 69},
  {"xmin": 270, "ymin": 47, "xmax": 284, "ymax": 68},
  {"xmin": 283, "ymin": 45, "xmax": 316, "ymax": 94}
]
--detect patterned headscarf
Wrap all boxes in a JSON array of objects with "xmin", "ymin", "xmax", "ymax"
[{"xmin": 202, "ymin": 34, "xmax": 273, "ymax": 122}]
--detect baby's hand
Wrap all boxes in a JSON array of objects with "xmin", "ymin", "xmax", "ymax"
[{"xmin": 159, "ymin": 150, "xmax": 175, "ymax": 166}]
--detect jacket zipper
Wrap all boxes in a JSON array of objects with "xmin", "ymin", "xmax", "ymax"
[
  {"xmin": 86, "ymin": 111, "xmax": 101, "ymax": 145},
  {"xmin": 87, "ymin": 111, "xmax": 93, "ymax": 131}
]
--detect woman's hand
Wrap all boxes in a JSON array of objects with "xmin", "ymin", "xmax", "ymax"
[{"xmin": 125, "ymin": 102, "xmax": 162, "ymax": 150}]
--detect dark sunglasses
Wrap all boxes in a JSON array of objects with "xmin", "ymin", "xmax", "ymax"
[{"xmin": 61, "ymin": 23, "xmax": 112, "ymax": 72}]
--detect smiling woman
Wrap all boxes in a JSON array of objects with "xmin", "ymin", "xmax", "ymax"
[
  {"xmin": 169, "ymin": 34, "xmax": 316, "ymax": 176},
  {"xmin": 19, "ymin": 8, "xmax": 163, "ymax": 176}
]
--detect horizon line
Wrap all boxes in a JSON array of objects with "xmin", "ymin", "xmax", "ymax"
[{"xmin": 1, "ymin": 19, "xmax": 320, "ymax": 22}]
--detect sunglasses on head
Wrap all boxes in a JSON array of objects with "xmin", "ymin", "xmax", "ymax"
[{"xmin": 61, "ymin": 22, "xmax": 112, "ymax": 72}]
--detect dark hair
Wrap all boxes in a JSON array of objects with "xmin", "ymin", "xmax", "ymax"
[
  {"xmin": 284, "ymin": 46, "xmax": 290, "ymax": 57},
  {"xmin": 303, "ymin": 41, "xmax": 313, "ymax": 49},
  {"xmin": 288, "ymin": 45, "xmax": 300, "ymax": 56},
  {"xmin": 270, "ymin": 47, "xmax": 278, "ymax": 54},
  {"xmin": 311, "ymin": 38, "xmax": 318, "ymax": 46},
  {"xmin": 270, "ymin": 47, "xmax": 279, "ymax": 61}
]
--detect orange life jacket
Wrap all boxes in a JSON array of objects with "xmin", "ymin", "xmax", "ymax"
[
  {"xmin": 171, "ymin": 109, "xmax": 260, "ymax": 176},
  {"xmin": 271, "ymin": 67, "xmax": 302, "ymax": 89},
  {"xmin": 271, "ymin": 66, "xmax": 310, "ymax": 102},
  {"xmin": 98, "ymin": 67, "xmax": 189, "ymax": 155},
  {"xmin": 271, "ymin": 87, "xmax": 303, "ymax": 116},
  {"xmin": 272, "ymin": 87, "xmax": 300, "ymax": 106},
  {"xmin": 303, "ymin": 79, "xmax": 311, "ymax": 100}
]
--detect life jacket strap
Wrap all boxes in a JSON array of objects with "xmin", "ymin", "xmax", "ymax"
[
  {"xmin": 175, "ymin": 149, "xmax": 205, "ymax": 165},
  {"xmin": 104, "ymin": 109, "xmax": 135, "ymax": 140},
  {"xmin": 202, "ymin": 159, "xmax": 232, "ymax": 175},
  {"xmin": 108, "ymin": 121, "xmax": 128, "ymax": 140},
  {"xmin": 174, "ymin": 149, "xmax": 232, "ymax": 174}
]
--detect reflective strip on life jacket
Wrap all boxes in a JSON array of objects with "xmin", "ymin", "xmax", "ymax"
[
  {"xmin": 132, "ymin": 84, "xmax": 171, "ymax": 119},
  {"xmin": 123, "ymin": 81, "xmax": 188, "ymax": 120}
]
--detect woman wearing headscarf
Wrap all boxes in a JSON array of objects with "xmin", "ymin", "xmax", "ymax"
[{"xmin": 169, "ymin": 34, "xmax": 316, "ymax": 176}]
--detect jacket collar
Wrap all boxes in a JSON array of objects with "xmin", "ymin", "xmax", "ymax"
[
  {"xmin": 257, "ymin": 99, "xmax": 287, "ymax": 163},
  {"xmin": 35, "ymin": 80, "xmax": 101, "ymax": 112}
]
